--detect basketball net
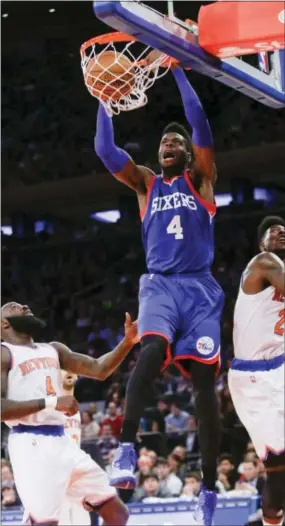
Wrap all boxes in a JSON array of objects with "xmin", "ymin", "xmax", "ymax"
[{"xmin": 80, "ymin": 33, "xmax": 171, "ymax": 116}]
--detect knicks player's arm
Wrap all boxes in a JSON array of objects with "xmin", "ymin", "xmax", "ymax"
[
  {"xmin": 51, "ymin": 312, "xmax": 138, "ymax": 380},
  {"xmin": 94, "ymin": 102, "xmax": 154, "ymax": 194},
  {"xmin": 1, "ymin": 345, "xmax": 45, "ymax": 421},
  {"xmin": 172, "ymin": 68, "xmax": 216, "ymax": 189},
  {"xmin": 244, "ymin": 252, "xmax": 285, "ymax": 295},
  {"xmin": 52, "ymin": 338, "xmax": 133, "ymax": 381}
]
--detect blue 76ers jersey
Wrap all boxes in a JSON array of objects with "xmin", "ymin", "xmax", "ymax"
[{"xmin": 141, "ymin": 172, "xmax": 216, "ymax": 274}]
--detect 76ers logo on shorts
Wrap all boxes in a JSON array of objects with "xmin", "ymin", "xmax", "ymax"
[{"xmin": 196, "ymin": 336, "xmax": 215, "ymax": 356}]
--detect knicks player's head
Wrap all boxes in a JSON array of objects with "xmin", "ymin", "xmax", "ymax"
[
  {"xmin": 61, "ymin": 370, "xmax": 78, "ymax": 393},
  {"xmin": 1, "ymin": 302, "xmax": 46, "ymax": 344},
  {"xmin": 258, "ymin": 215, "xmax": 285, "ymax": 260},
  {"xmin": 158, "ymin": 122, "xmax": 194, "ymax": 179}
]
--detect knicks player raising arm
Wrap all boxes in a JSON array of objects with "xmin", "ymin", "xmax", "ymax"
[
  {"xmin": 1, "ymin": 303, "xmax": 138, "ymax": 421},
  {"xmin": 94, "ymin": 64, "xmax": 216, "ymax": 215}
]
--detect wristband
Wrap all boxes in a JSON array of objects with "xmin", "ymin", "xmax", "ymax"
[{"xmin": 45, "ymin": 396, "xmax": 58, "ymax": 409}]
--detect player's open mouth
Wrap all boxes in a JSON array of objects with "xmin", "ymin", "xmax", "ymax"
[{"xmin": 163, "ymin": 151, "xmax": 176, "ymax": 162}]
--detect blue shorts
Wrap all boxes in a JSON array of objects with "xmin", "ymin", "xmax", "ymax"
[{"xmin": 138, "ymin": 272, "xmax": 224, "ymax": 377}]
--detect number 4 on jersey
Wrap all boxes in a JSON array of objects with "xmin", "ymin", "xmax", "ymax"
[
  {"xmin": 46, "ymin": 376, "xmax": 56, "ymax": 396},
  {"xmin": 167, "ymin": 215, "xmax": 184, "ymax": 240}
]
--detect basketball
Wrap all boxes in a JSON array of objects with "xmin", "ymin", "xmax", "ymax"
[{"xmin": 85, "ymin": 51, "xmax": 135, "ymax": 101}]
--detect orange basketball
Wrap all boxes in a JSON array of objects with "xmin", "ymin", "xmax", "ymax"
[{"xmin": 85, "ymin": 51, "xmax": 135, "ymax": 101}]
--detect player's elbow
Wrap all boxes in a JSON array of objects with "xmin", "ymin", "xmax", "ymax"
[{"xmin": 94, "ymin": 363, "xmax": 109, "ymax": 381}]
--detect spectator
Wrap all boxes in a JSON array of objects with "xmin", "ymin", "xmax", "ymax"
[
  {"xmin": 147, "ymin": 450, "xmax": 158, "ymax": 468},
  {"xmin": 132, "ymin": 473, "xmax": 172, "ymax": 502},
  {"xmin": 217, "ymin": 453, "xmax": 239, "ymax": 490},
  {"xmin": 181, "ymin": 472, "xmax": 201, "ymax": 498},
  {"xmin": 238, "ymin": 460, "xmax": 265, "ymax": 495},
  {"xmin": 88, "ymin": 402, "xmax": 103, "ymax": 426},
  {"xmin": 101, "ymin": 401, "xmax": 123, "ymax": 440},
  {"xmin": 1, "ymin": 483, "xmax": 21, "ymax": 508},
  {"xmin": 185, "ymin": 417, "xmax": 199, "ymax": 454},
  {"xmin": 1, "ymin": 464, "xmax": 14, "ymax": 486},
  {"xmin": 81, "ymin": 410, "xmax": 100, "ymax": 442},
  {"xmin": 154, "ymin": 457, "xmax": 183, "ymax": 496},
  {"xmin": 97, "ymin": 424, "xmax": 118, "ymax": 464},
  {"xmin": 135, "ymin": 454, "xmax": 152, "ymax": 488},
  {"xmin": 165, "ymin": 402, "xmax": 190, "ymax": 435},
  {"xmin": 167, "ymin": 453, "xmax": 182, "ymax": 478}
]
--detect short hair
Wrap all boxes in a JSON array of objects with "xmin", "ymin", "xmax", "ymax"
[
  {"xmin": 218, "ymin": 453, "xmax": 234, "ymax": 464},
  {"xmin": 162, "ymin": 122, "xmax": 193, "ymax": 155},
  {"xmin": 184, "ymin": 471, "xmax": 201, "ymax": 482},
  {"xmin": 244, "ymin": 459, "xmax": 258, "ymax": 468},
  {"xmin": 257, "ymin": 216, "xmax": 285, "ymax": 244},
  {"xmin": 144, "ymin": 472, "xmax": 159, "ymax": 482},
  {"xmin": 155, "ymin": 456, "xmax": 168, "ymax": 466}
]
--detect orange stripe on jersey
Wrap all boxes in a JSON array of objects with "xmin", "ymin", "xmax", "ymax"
[{"xmin": 184, "ymin": 172, "xmax": 216, "ymax": 216}]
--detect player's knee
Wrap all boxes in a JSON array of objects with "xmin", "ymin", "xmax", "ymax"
[{"xmin": 141, "ymin": 334, "xmax": 168, "ymax": 356}]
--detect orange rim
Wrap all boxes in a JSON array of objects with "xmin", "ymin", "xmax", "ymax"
[{"xmin": 80, "ymin": 31, "xmax": 137, "ymax": 57}]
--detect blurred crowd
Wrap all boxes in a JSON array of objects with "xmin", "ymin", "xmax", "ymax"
[{"xmin": 2, "ymin": 45, "xmax": 285, "ymax": 188}]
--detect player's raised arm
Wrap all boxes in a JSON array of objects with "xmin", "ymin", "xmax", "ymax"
[
  {"xmin": 94, "ymin": 102, "xmax": 154, "ymax": 193},
  {"xmin": 52, "ymin": 313, "xmax": 138, "ymax": 381},
  {"xmin": 252, "ymin": 252, "xmax": 285, "ymax": 295},
  {"xmin": 0, "ymin": 345, "xmax": 78, "ymax": 420},
  {"xmin": 172, "ymin": 67, "xmax": 216, "ymax": 184}
]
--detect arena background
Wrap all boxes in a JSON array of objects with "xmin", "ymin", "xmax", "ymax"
[{"xmin": 1, "ymin": 1, "xmax": 285, "ymax": 525}]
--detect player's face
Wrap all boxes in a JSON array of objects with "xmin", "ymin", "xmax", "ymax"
[
  {"xmin": 261, "ymin": 225, "xmax": 285, "ymax": 254},
  {"xmin": 1, "ymin": 301, "xmax": 46, "ymax": 336},
  {"xmin": 158, "ymin": 133, "xmax": 189, "ymax": 176}
]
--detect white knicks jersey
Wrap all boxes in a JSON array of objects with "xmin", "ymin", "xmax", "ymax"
[
  {"xmin": 3, "ymin": 342, "xmax": 65, "ymax": 428},
  {"xmin": 64, "ymin": 411, "xmax": 81, "ymax": 446},
  {"xmin": 233, "ymin": 283, "xmax": 285, "ymax": 361}
]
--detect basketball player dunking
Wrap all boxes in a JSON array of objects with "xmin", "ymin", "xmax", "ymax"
[
  {"xmin": 1, "ymin": 303, "xmax": 138, "ymax": 526},
  {"xmin": 95, "ymin": 66, "xmax": 224, "ymax": 526},
  {"xmin": 229, "ymin": 216, "xmax": 285, "ymax": 526}
]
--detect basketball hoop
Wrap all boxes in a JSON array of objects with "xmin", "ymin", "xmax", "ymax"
[{"xmin": 80, "ymin": 32, "xmax": 172, "ymax": 116}]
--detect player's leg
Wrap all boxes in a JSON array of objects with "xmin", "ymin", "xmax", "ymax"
[
  {"xmin": 262, "ymin": 452, "xmax": 285, "ymax": 526},
  {"xmin": 67, "ymin": 445, "xmax": 128, "ymax": 526},
  {"xmin": 173, "ymin": 275, "xmax": 224, "ymax": 526},
  {"xmin": 229, "ymin": 360, "xmax": 285, "ymax": 526},
  {"xmin": 8, "ymin": 430, "xmax": 71, "ymax": 525},
  {"xmin": 110, "ymin": 274, "xmax": 179, "ymax": 488},
  {"xmin": 177, "ymin": 358, "xmax": 220, "ymax": 526}
]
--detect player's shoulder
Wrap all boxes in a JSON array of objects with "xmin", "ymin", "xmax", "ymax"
[
  {"xmin": 247, "ymin": 252, "xmax": 283, "ymax": 273},
  {"xmin": 1, "ymin": 344, "xmax": 11, "ymax": 363}
]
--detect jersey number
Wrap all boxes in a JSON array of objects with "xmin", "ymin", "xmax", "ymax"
[
  {"xmin": 167, "ymin": 215, "xmax": 184, "ymax": 240},
  {"xmin": 46, "ymin": 376, "xmax": 56, "ymax": 396},
  {"xmin": 274, "ymin": 309, "xmax": 285, "ymax": 336}
]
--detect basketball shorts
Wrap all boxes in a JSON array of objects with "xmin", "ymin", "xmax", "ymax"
[
  {"xmin": 8, "ymin": 426, "xmax": 116, "ymax": 524},
  {"xmin": 228, "ymin": 354, "xmax": 285, "ymax": 460},
  {"xmin": 59, "ymin": 499, "xmax": 91, "ymax": 526},
  {"xmin": 138, "ymin": 272, "xmax": 224, "ymax": 376}
]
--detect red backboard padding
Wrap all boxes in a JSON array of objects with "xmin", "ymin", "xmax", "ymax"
[{"xmin": 198, "ymin": 2, "xmax": 285, "ymax": 58}]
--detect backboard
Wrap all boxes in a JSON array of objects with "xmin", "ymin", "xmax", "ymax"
[{"xmin": 93, "ymin": 0, "xmax": 285, "ymax": 109}]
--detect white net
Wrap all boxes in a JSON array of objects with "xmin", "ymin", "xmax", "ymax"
[{"xmin": 80, "ymin": 35, "xmax": 171, "ymax": 116}]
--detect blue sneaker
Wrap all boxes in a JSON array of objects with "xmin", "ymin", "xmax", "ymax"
[
  {"xmin": 193, "ymin": 486, "xmax": 217, "ymax": 526},
  {"xmin": 109, "ymin": 443, "xmax": 137, "ymax": 489}
]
